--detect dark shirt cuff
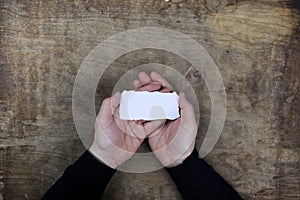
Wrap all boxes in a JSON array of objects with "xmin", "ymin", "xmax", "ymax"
[
  {"xmin": 166, "ymin": 149, "xmax": 243, "ymax": 200},
  {"xmin": 42, "ymin": 150, "xmax": 116, "ymax": 200}
]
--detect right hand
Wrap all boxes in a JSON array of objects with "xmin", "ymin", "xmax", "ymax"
[
  {"xmin": 89, "ymin": 90, "xmax": 163, "ymax": 169},
  {"xmin": 134, "ymin": 72, "xmax": 198, "ymax": 167}
]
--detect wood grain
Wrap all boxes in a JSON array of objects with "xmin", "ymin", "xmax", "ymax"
[{"xmin": 0, "ymin": 0, "xmax": 299, "ymax": 199}]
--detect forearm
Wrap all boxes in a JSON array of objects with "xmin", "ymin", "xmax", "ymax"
[
  {"xmin": 166, "ymin": 149, "xmax": 243, "ymax": 200},
  {"xmin": 42, "ymin": 151, "xmax": 115, "ymax": 200}
]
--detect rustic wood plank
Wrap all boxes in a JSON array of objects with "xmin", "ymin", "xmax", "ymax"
[{"xmin": 0, "ymin": 0, "xmax": 299, "ymax": 199}]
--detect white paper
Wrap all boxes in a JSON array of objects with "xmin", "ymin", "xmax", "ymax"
[{"xmin": 119, "ymin": 90, "xmax": 180, "ymax": 120}]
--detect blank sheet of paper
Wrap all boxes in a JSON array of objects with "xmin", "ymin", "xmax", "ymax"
[{"xmin": 119, "ymin": 90, "xmax": 180, "ymax": 120}]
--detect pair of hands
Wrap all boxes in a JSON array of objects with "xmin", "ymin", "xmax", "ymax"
[{"xmin": 89, "ymin": 72, "xmax": 197, "ymax": 169}]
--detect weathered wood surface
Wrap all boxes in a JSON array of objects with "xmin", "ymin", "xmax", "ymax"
[{"xmin": 0, "ymin": 0, "xmax": 299, "ymax": 199}]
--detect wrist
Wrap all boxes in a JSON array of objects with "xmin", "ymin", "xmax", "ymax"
[
  {"xmin": 164, "ymin": 145, "xmax": 196, "ymax": 168},
  {"xmin": 89, "ymin": 142, "xmax": 119, "ymax": 169}
]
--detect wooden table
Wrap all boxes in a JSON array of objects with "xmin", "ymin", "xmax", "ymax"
[{"xmin": 0, "ymin": 0, "xmax": 299, "ymax": 199}]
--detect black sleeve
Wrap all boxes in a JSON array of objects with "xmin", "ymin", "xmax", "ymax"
[
  {"xmin": 41, "ymin": 150, "xmax": 116, "ymax": 200},
  {"xmin": 166, "ymin": 149, "xmax": 243, "ymax": 200}
]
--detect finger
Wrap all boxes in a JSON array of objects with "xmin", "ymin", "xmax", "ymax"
[
  {"xmin": 135, "ymin": 120, "xmax": 145, "ymax": 125},
  {"xmin": 128, "ymin": 120, "xmax": 147, "ymax": 139},
  {"xmin": 133, "ymin": 80, "xmax": 142, "ymax": 89},
  {"xmin": 150, "ymin": 72, "xmax": 173, "ymax": 91},
  {"xmin": 138, "ymin": 72, "xmax": 152, "ymax": 85},
  {"xmin": 160, "ymin": 86, "xmax": 172, "ymax": 93},
  {"xmin": 136, "ymin": 82, "xmax": 162, "ymax": 92},
  {"xmin": 144, "ymin": 119, "xmax": 166, "ymax": 136}
]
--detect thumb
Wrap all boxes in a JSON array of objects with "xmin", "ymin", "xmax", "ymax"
[
  {"xmin": 111, "ymin": 92, "xmax": 121, "ymax": 109},
  {"xmin": 97, "ymin": 97, "xmax": 113, "ymax": 128},
  {"xmin": 179, "ymin": 92, "xmax": 196, "ymax": 125},
  {"xmin": 97, "ymin": 92, "xmax": 120, "ymax": 127},
  {"xmin": 144, "ymin": 119, "xmax": 166, "ymax": 136}
]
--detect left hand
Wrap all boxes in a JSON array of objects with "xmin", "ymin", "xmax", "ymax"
[{"xmin": 133, "ymin": 72, "xmax": 198, "ymax": 167}]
